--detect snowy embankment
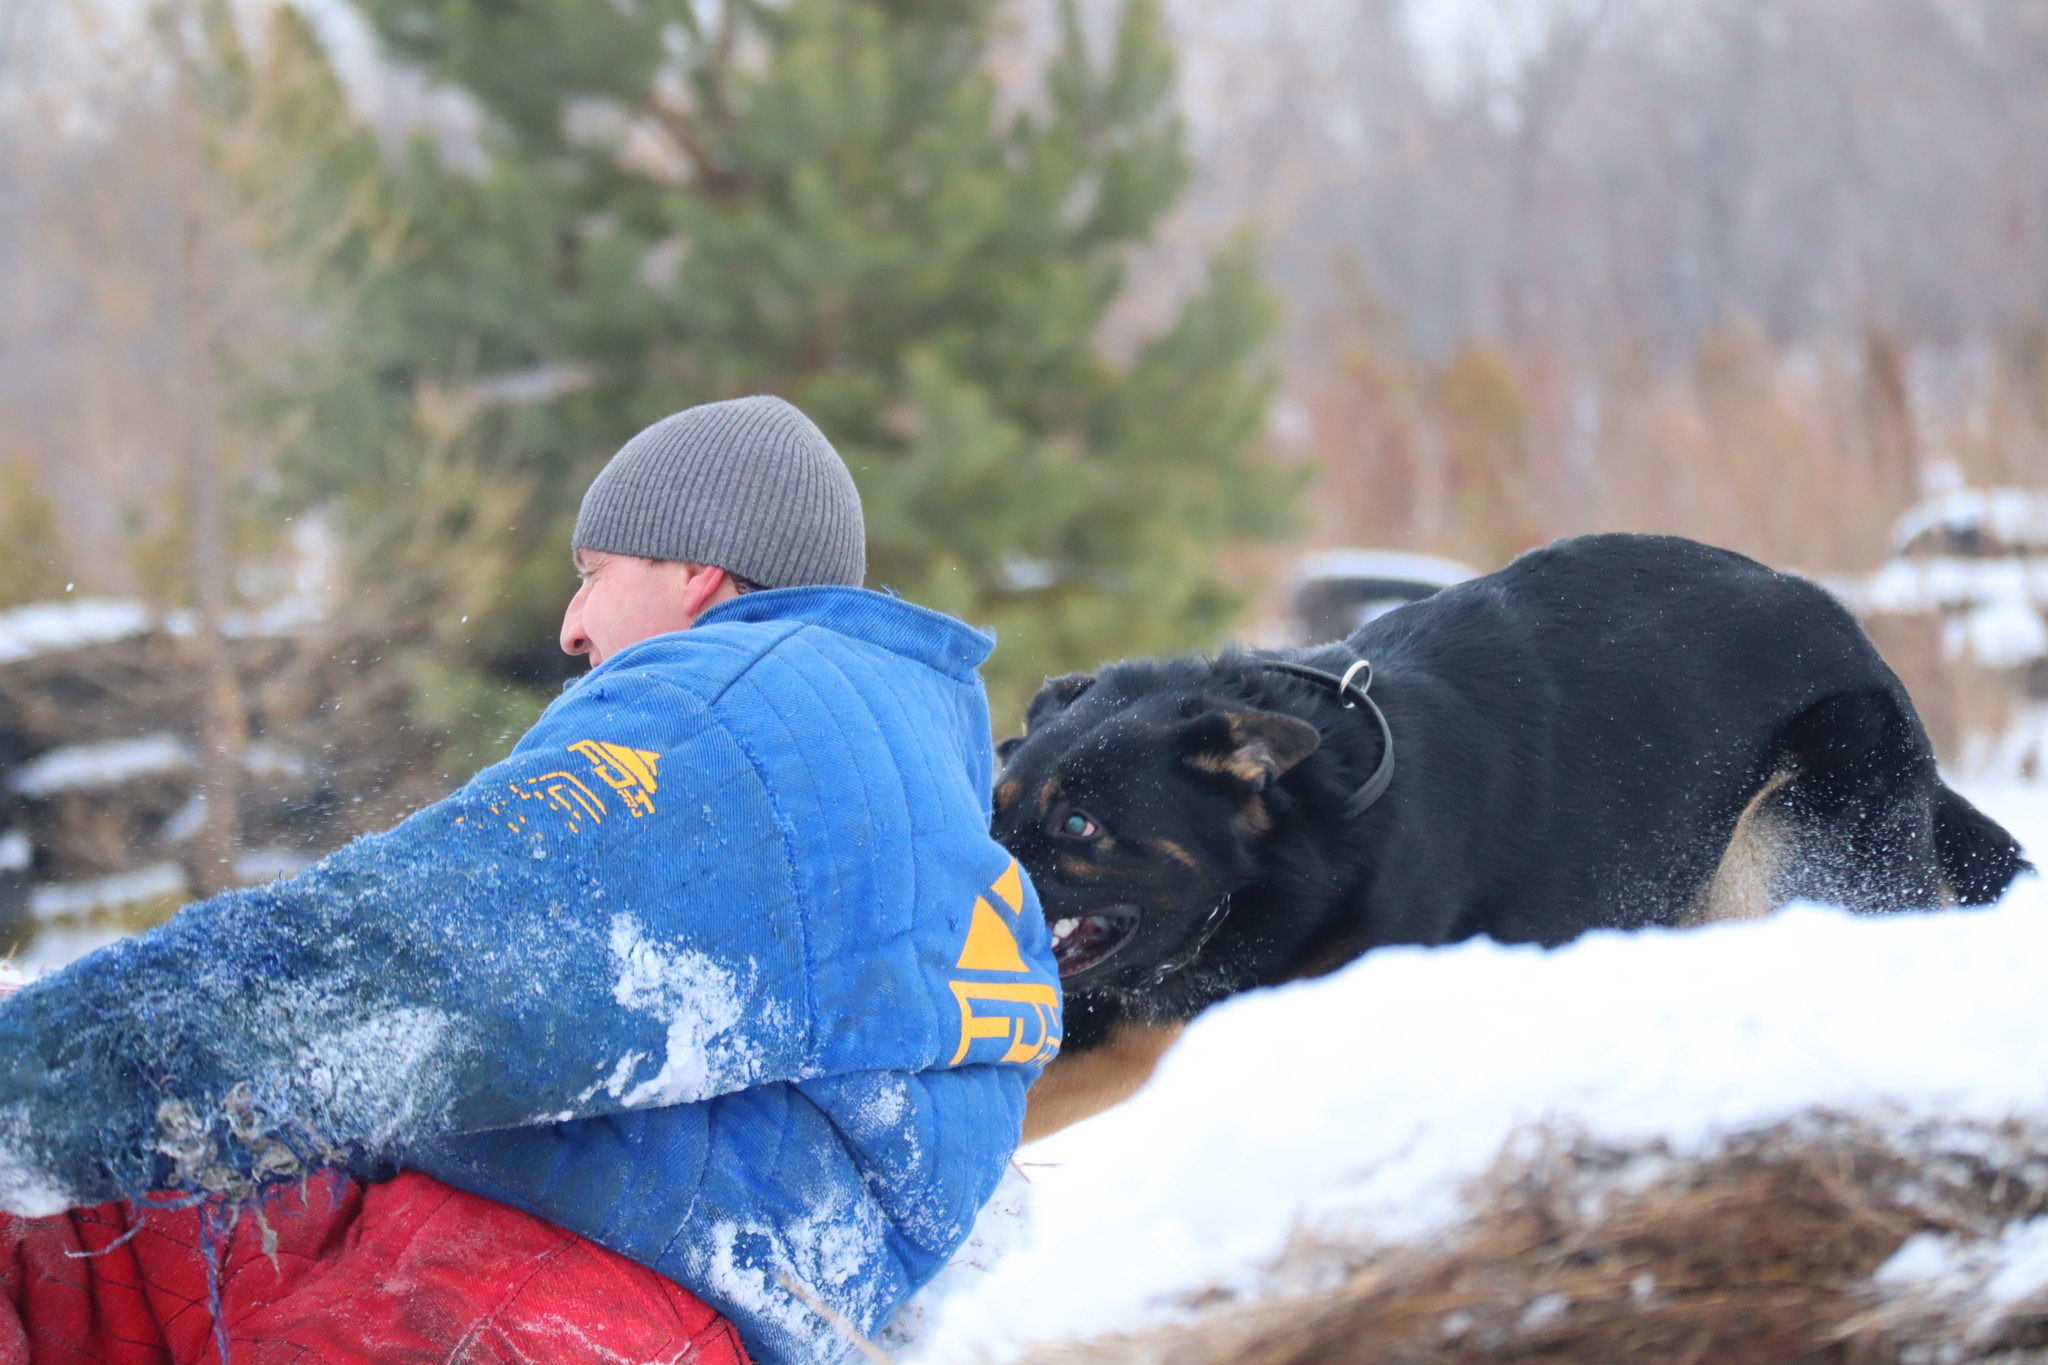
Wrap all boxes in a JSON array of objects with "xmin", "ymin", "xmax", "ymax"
[{"xmin": 903, "ymin": 783, "xmax": 2048, "ymax": 1363}]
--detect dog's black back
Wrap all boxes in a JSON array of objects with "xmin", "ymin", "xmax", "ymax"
[{"xmin": 993, "ymin": 534, "xmax": 2028, "ymax": 1055}]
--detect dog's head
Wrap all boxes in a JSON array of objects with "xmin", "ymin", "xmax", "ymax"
[{"xmin": 990, "ymin": 670, "xmax": 1321, "ymax": 992}]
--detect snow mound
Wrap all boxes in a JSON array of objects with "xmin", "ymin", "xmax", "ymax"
[
  {"xmin": 1892, "ymin": 487, "xmax": 2048, "ymax": 556},
  {"xmin": 911, "ymin": 857, "xmax": 2048, "ymax": 1360},
  {"xmin": 1828, "ymin": 556, "xmax": 2048, "ymax": 666}
]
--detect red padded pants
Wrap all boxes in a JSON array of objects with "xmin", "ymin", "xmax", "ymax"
[{"xmin": 0, "ymin": 1170, "xmax": 748, "ymax": 1365}]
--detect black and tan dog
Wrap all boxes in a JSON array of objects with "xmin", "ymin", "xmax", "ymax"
[{"xmin": 995, "ymin": 534, "xmax": 2029, "ymax": 1139}]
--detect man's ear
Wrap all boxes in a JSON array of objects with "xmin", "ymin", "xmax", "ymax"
[
  {"xmin": 1184, "ymin": 711, "xmax": 1322, "ymax": 791},
  {"xmin": 679, "ymin": 562, "xmax": 736, "ymax": 627},
  {"xmin": 1022, "ymin": 672, "xmax": 1097, "ymax": 731}
]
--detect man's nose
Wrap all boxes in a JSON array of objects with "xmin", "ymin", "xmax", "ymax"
[{"xmin": 560, "ymin": 589, "xmax": 591, "ymax": 657}]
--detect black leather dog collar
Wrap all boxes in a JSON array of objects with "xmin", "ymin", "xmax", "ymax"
[{"xmin": 1255, "ymin": 657, "xmax": 1397, "ymax": 819}]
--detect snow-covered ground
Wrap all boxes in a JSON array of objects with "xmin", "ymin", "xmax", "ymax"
[{"xmin": 903, "ymin": 780, "xmax": 2048, "ymax": 1360}]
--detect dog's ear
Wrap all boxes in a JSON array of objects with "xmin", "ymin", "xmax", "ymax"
[
  {"xmin": 995, "ymin": 734, "xmax": 1028, "ymax": 763},
  {"xmin": 1184, "ymin": 711, "xmax": 1321, "ymax": 791},
  {"xmin": 1023, "ymin": 672, "xmax": 1097, "ymax": 731}
]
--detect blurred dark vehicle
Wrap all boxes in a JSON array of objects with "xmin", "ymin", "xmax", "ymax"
[{"xmin": 1292, "ymin": 550, "xmax": 1479, "ymax": 644}]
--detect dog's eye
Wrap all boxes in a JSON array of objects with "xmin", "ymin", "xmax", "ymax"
[{"xmin": 1060, "ymin": 812, "xmax": 1099, "ymax": 839}]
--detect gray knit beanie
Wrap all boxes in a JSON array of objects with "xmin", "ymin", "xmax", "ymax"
[{"xmin": 572, "ymin": 396, "xmax": 866, "ymax": 588}]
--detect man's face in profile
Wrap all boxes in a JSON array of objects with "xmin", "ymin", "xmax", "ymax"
[{"xmin": 559, "ymin": 549, "xmax": 739, "ymax": 666}]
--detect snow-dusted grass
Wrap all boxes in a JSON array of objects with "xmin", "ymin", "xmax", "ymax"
[
  {"xmin": 10, "ymin": 925, "xmax": 132, "ymax": 975},
  {"xmin": 26, "ymin": 862, "xmax": 188, "ymax": 920},
  {"xmin": 6, "ymin": 735, "xmax": 195, "ymax": 797},
  {"xmin": 0, "ymin": 600, "xmax": 152, "ymax": 664},
  {"xmin": 904, "ymin": 781, "xmax": 2048, "ymax": 1361}
]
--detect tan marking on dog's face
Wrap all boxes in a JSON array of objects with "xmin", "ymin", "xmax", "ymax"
[
  {"xmin": 1233, "ymin": 795, "xmax": 1272, "ymax": 837},
  {"xmin": 994, "ymin": 778, "xmax": 1021, "ymax": 813},
  {"xmin": 1147, "ymin": 837, "xmax": 1200, "ymax": 871},
  {"xmin": 1186, "ymin": 750, "xmax": 1268, "ymax": 785},
  {"xmin": 1684, "ymin": 769, "xmax": 1798, "ymax": 927},
  {"xmin": 1039, "ymin": 774, "xmax": 1067, "ymax": 811},
  {"xmin": 1055, "ymin": 851, "xmax": 1115, "ymax": 880}
]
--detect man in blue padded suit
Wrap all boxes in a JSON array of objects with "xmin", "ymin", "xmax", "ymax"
[{"xmin": 0, "ymin": 396, "xmax": 1063, "ymax": 1364}]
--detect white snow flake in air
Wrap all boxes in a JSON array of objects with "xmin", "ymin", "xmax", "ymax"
[{"xmin": 605, "ymin": 914, "xmax": 766, "ymax": 1108}]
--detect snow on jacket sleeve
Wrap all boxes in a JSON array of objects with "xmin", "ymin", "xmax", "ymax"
[{"xmin": 0, "ymin": 662, "xmax": 815, "ymax": 1213}]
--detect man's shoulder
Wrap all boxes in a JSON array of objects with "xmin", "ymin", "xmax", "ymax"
[
  {"xmin": 523, "ymin": 591, "xmax": 996, "ymax": 800},
  {"xmin": 697, "ymin": 586, "xmax": 994, "ymax": 682},
  {"xmin": 573, "ymin": 589, "xmax": 989, "ymax": 699}
]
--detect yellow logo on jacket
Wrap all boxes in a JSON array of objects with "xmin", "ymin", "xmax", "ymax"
[
  {"xmin": 947, "ymin": 859, "xmax": 1061, "ymax": 1067},
  {"xmin": 501, "ymin": 770, "xmax": 609, "ymax": 833},
  {"xmin": 569, "ymin": 740, "xmax": 661, "ymax": 817},
  {"xmin": 475, "ymin": 739, "xmax": 662, "ymax": 836}
]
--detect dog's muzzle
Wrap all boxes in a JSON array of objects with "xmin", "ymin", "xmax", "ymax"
[{"xmin": 1045, "ymin": 905, "xmax": 1141, "ymax": 977}]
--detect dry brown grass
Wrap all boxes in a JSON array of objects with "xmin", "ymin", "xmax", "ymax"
[
  {"xmin": 1013, "ymin": 1117, "xmax": 2048, "ymax": 1365},
  {"xmin": 1301, "ymin": 320, "xmax": 1937, "ymax": 579},
  {"xmin": 1590, "ymin": 328, "xmax": 1918, "ymax": 576},
  {"xmin": 1287, "ymin": 319, "xmax": 2048, "ymax": 766}
]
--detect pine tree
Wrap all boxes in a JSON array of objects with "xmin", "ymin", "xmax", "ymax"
[
  {"xmin": 310, "ymin": 0, "xmax": 1295, "ymax": 723},
  {"xmin": 174, "ymin": 3, "xmax": 547, "ymax": 792}
]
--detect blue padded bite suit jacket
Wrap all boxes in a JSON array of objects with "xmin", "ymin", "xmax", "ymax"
[{"xmin": 0, "ymin": 587, "xmax": 1063, "ymax": 1365}]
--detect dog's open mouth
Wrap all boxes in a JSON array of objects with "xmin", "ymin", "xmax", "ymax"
[{"xmin": 1046, "ymin": 907, "xmax": 1140, "ymax": 977}]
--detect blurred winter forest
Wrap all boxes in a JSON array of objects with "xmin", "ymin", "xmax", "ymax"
[
  {"xmin": 1181, "ymin": 0, "xmax": 2048, "ymax": 567},
  {"xmin": 7, "ymin": 0, "xmax": 2048, "ymax": 956}
]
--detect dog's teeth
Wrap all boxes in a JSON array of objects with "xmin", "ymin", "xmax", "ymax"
[{"xmin": 1050, "ymin": 918, "xmax": 1080, "ymax": 944}]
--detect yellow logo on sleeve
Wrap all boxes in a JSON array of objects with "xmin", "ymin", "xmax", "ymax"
[
  {"xmin": 505, "ymin": 771, "xmax": 609, "ymax": 832},
  {"xmin": 946, "ymin": 858, "xmax": 1061, "ymax": 1067},
  {"xmin": 477, "ymin": 739, "xmax": 662, "ymax": 837},
  {"xmin": 569, "ymin": 740, "xmax": 661, "ymax": 817}
]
